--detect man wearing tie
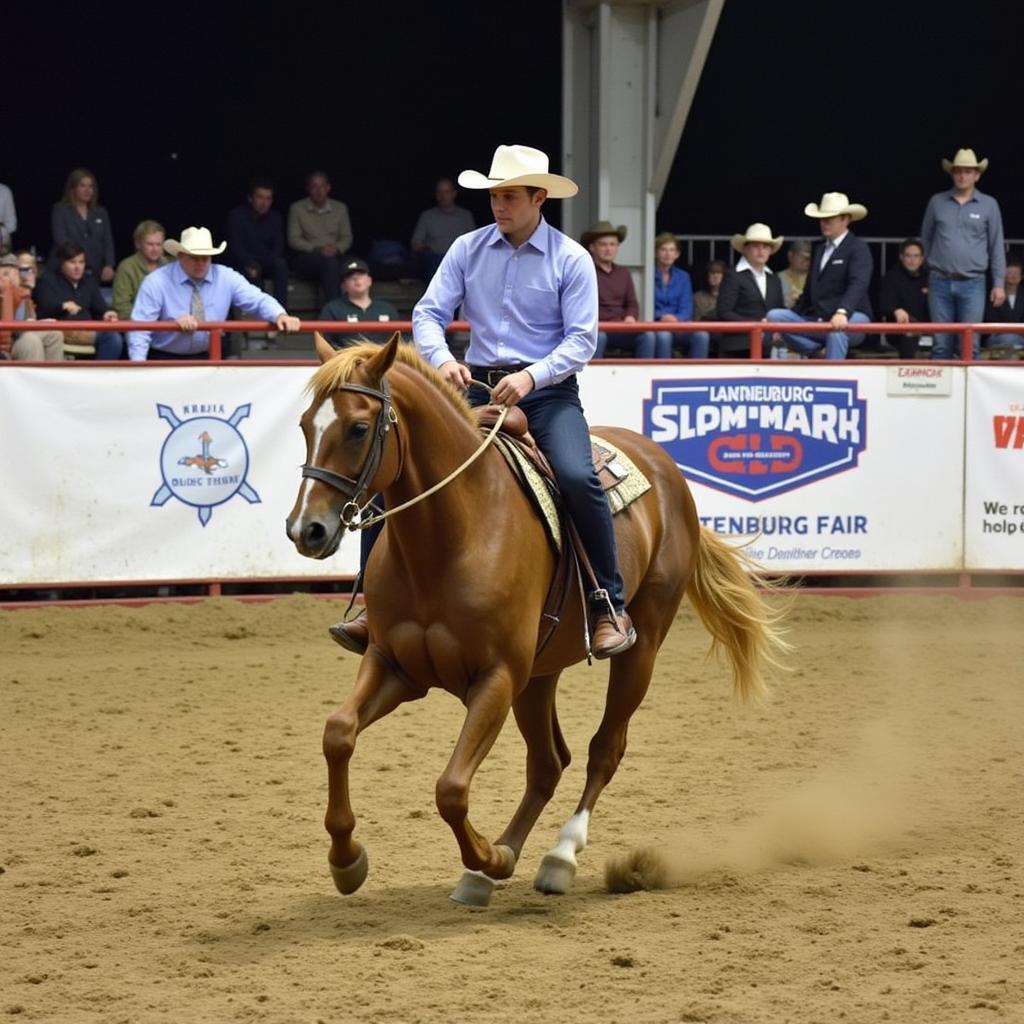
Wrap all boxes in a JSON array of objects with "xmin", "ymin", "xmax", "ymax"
[
  {"xmin": 128, "ymin": 226, "xmax": 301, "ymax": 360},
  {"xmin": 766, "ymin": 192, "xmax": 873, "ymax": 359}
]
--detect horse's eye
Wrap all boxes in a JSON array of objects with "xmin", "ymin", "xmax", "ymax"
[{"xmin": 347, "ymin": 422, "xmax": 370, "ymax": 443}]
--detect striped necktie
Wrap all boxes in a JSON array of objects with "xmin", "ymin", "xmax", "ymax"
[{"xmin": 189, "ymin": 280, "xmax": 204, "ymax": 322}]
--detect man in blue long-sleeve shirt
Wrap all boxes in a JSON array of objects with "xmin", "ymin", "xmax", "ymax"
[
  {"xmin": 331, "ymin": 144, "xmax": 636, "ymax": 660},
  {"xmin": 920, "ymin": 149, "xmax": 1006, "ymax": 360},
  {"xmin": 128, "ymin": 226, "xmax": 301, "ymax": 360}
]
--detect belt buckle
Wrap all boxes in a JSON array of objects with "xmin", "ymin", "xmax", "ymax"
[{"xmin": 487, "ymin": 369, "xmax": 508, "ymax": 387}]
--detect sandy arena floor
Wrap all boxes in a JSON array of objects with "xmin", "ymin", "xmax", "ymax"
[{"xmin": 1, "ymin": 592, "xmax": 1022, "ymax": 1023}]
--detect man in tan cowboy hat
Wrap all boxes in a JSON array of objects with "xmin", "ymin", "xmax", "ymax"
[
  {"xmin": 716, "ymin": 223, "xmax": 785, "ymax": 357},
  {"xmin": 582, "ymin": 220, "xmax": 655, "ymax": 359},
  {"xmin": 331, "ymin": 144, "xmax": 636, "ymax": 660},
  {"xmin": 766, "ymin": 193, "xmax": 873, "ymax": 359},
  {"xmin": 920, "ymin": 148, "xmax": 1006, "ymax": 359},
  {"xmin": 127, "ymin": 226, "xmax": 302, "ymax": 360}
]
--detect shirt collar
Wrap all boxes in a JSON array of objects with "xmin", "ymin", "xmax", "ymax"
[
  {"xmin": 486, "ymin": 216, "xmax": 549, "ymax": 253},
  {"xmin": 824, "ymin": 231, "xmax": 848, "ymax": 250},
  {"xmin": 175, "ymin": 263, "xmax": 213, "ymax": 287},
  {"xmin": 736, "ymin": 256, "xmax": 772, "ymax": 274},
  {"xmin": 305, "ymin": 199, "xmax": 333, "ymax": 212}
]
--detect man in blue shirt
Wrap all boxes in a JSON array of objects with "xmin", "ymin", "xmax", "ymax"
[
  {"xmin": 332, "ymin": 145, "xmax": 636, "ymax": 660},
  {"xmin": 920, "ymin": 149, "xmax": 1006, "ymax": 359},
  {"xmin": 128, "ymin": 226, "xmax": 301, "ymax": 360}
]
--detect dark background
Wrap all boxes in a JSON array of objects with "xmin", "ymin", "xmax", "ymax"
[{"xmin": 4, "ymin": 0, "xmax": 1020, "ymax": 263}]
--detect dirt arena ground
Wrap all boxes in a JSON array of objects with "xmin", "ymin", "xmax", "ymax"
[{"xmin": 1, "ymin": 593, "xmax": 1022, "ymax": 1023}]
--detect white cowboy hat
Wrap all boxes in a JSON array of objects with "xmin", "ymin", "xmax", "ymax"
[
  {"xmin": 458, "ymin": 144, "xmax": 578, "ymax": 199},
  {"xmin": 164, "ymin": 226, "xmax": 227, "ymax": 257},
  {"xmin": 803, "ymin": 192, "xmax": 868, "ymax": 221},
  {"xmin": 942, "ymin": 148, "xmax": 989, "ymax": 174},
  {"xmin": 730, "ymin": 222, "xmax": 784, "ymax": 254}
]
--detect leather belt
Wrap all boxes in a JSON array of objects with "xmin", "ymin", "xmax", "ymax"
[
  {"xmin": 468, "ymin": 365, "xmax": 525, "ymax": 387},
  {"xmin": 932, "ymin": 271, "xmax": 975, "ymax": 281}
]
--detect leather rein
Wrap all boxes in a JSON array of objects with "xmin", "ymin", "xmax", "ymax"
[{"xmin": 301, "ymin": 378, "xmax": 506, "ymax": 532}]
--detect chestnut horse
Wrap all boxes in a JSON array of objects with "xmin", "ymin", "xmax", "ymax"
[{"xmin": 287, "ymin": 333, "xmax": 786, "ymax": 907}]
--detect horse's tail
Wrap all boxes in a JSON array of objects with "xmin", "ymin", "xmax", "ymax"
[{"xmin": 686, "ymin": 526, "xmax": 791, "ymax": 703}]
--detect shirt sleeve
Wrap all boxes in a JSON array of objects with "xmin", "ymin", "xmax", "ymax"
[
  {"xmin": 336, "ymin": 203, "xmax": 353, "ymax": 255},
  {"xmin": 128, "ymin": 276, "xmax": 161, "ymax": 360},
  {"xmin": 412, "ymin": 238, "xmax": 466, "ymax": 368},
  {"xmin": 624, "ymin": 272, "xmax": 639, "ymax": 320},
  {"xmin": 101, "ymin": 208, "xmax": 115, "ymax": 268},
  {"xmin": 920, "ymin": 197, "xmax": 936, "ymax": 259},
  {"xmin": 988, "ymin": 199, "xmax": 1006, "ymax": 288},
  {"xmin": 226, "ymin": 266, "xmax": 286, "ymax": 320},
  {"xmin": 677, "ymin": 270, "xmax": 693, "ymax": 320},
  {"xmin": 287, "ymin": 203, "xmax": 312, "ymax": 253},
  {"xmin": 112, "ymin": 260, "xmax": 134, "ymax": 319},
  {"xmin": 527, "ymin": 249, "xmax": 598, "ymax": 390},
  {"xmin": 410, "ymin": 212, "xmax": 427, "ymax": 250}
]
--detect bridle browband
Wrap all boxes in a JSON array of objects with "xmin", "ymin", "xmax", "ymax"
[{"xmin": 301, "ymin": 379, "xmax": 399, "ymax": 529}]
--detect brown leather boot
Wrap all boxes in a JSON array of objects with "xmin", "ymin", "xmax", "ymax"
[
  {"xmin": 328, "ymin": 610, "xmax": 369, "ymax": 654},
  {"xmin": 591, "ymin": 610, "xmax": 637, "ymax": 659}
]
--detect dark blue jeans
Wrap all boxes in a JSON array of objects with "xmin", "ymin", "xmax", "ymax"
[{"xmin": 470, "ymin": 374, "xmax": 626, "ymax": 612}]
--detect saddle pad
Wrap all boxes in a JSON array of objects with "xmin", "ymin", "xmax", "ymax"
[{"xmin": 491, "ymin": 433, "xmax": 652, "ymax": 553}]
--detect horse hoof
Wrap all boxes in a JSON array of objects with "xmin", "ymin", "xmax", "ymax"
[
  {"xmin": 329, "ymin": 846, "xmax": 368, "ymax": 895},
  {"xmin": 449, "ymin": 870, "xmax": 496, "ymax": 908},
  {"xmin": 533, "ymin": 853, "xmax": 576, "ymax": 895}
]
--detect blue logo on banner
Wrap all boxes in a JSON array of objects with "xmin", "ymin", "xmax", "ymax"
[
  {"xmin": 642, "ymin": 377, "xmax": 867, "ymax": 500},
  {"xmin": 151, "ymin": 404, "xmax": 261, "ymax": 526}
]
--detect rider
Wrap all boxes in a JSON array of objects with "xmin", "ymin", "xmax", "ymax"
[{"xmin": 330, "ymin": 144, "xmax": 636, "ymax": 660}]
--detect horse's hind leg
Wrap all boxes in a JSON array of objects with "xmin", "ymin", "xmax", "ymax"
[
  {"xmin": 534, "ymin": 625, "xmax": 663, "ymax": 895},
  {"xmin": 323, "ymin": 650, "xmax": 411, "ymax": 895}
]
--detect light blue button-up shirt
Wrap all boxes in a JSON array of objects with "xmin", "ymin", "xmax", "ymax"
[
  {"xmin": 412, "ymin": 217, "xmax": 597, "ymax": 390},
  {"xmin": 128, "ymin": 261, "xmax": 286, "ymax": 360}
]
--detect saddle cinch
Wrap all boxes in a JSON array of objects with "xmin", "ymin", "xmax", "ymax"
[{"xmin": 473, "ymin": 404, "xmax": 651, "ymax": 656}]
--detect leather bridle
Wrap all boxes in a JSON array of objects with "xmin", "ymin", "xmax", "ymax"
[{"xmin": 301, "ymin": 380, "xmax": 400, "ymax": 529}]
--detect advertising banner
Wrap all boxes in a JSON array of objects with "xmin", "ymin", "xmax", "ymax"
[
  {"xmin": 964, "ymin": 366, "xmax": 1024, "ymax": 570},
  {"xmin": 580, "ymin": 364, "xmax": 965, "ymax": 573},
  {"xmin": 0, "ymin": 367, "xmax": 360, "ymax": 584}
]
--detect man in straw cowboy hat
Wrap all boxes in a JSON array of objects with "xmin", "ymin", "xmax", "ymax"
[
  {"xmin": 715, "ymin": 223, "xmax": 785, "ymax": 358},
  {"xmin": 127, "ymin": 226, "xmax": 302, "ymax": 360},
  {"xmin": 408, "ymin": 143, "xmax": 635, "ymax": 658},
  {"xmin": 766, "ymin": 193, "xmax": 873, "ymax": 359},
  {"xmin": 920, "ymin": 148, "xmax": 1006, "ymax": 360}
]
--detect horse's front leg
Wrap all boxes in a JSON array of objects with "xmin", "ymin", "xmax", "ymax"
[
  {"xmin": 323, "ymin": 648, "xmax": 411, "ymax": 895},
  {"xmin": 436, "ymin": 669, "xmax": 518, "ymax": 907}
]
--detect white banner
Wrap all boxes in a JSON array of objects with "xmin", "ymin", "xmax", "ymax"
[
  {"xmin": 964, "ymin": 366, "xmax": 1024, "ymax": 570},
  {"xmin": 580, "ymin": 364, "xmax": 965, "ymax": 572},
  {"xmin": 0, "ymin": 367, "xmax": 360, "ymax": 584},
  {"xmin": 0, "ymin": 361, "xmax": 1004, "ymax": 585}
]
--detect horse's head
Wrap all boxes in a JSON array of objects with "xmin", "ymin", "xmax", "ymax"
[{"xmin": 287, "ymin": 332, "xmax": 403, "ymax": 559}]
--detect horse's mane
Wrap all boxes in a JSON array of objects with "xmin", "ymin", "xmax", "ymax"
[{"xmin": 308, "ymin": 342, "xmax": 476, "ymax": 427}]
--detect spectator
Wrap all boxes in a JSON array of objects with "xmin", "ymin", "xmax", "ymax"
[
  {"xmin": 50, "ymin": 168, "xmax": 115, "ymax": 286},
  {"xmin": 410, "ymin": 177, "xmax": 475, "ymax": 280},
  {"xmin": 318, "ymin": 258, "xmax": 399, "ymax": 348},
  {"xmin": 651, "ymin": 232, "xmax": 709, "ymax": 358},
  {"xmin": 0, "ymin": 253, "xmax": 63, "ymax": 360},
  {"xmin": 693, "ymin": 259, "xmax": 726, "ymax": 320},
  {"xmin": 716, "ymin": 223, "xmax": 785, "ymax": 358},
  {"xmin": 33, "ymin": 241, "xmax": 122, "ymax": 359},
  {"xmin": 128, "ymin": 226, "xmax": 301, "ymax": 361},
  {"xmin": 584, "ymin": 220, "xmax": 654, "ymax": 358},
  {"xmin": 879, "ymin": 238, "xmax": 930, "ymax": 359},
  {"xmin": 766, "ymin": 192, "xmax": 873, "ymax": 359},
  {"xmin": 983, "ymin": 253, "xmax": 1024, "ymax": 355},
  {"xmin": 778, "ymin": 239, "xmax": 811, "ymax": 308},
  {"xmin": 225, "ymin": 178, "xmax": 289, "ymax": 306},
  {"xmin": 921, "ymin": 148, "xmax": 1006, "ymax": 360},
  {"xmin": 112, "ymin": 220, "xmax": 171, "ymax": 320},
  {"xmin": 287, "ymin": 171, "xmax": 352, "ymax": 301},
  {"xmin": 0, "ymin": 180, "xmax": 15, "ymax": 253}
]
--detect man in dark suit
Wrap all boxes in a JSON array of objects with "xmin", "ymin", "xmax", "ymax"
[
  {"xmin": 766, "ymin": 192, "xmax": 873, "ymax": 358},
  {"xmin": 716, "ymin": 222, "xmax": 785, "ymax": 357}
]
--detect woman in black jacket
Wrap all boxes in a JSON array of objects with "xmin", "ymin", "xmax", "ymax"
[
  {"xmin": 50, "ymin": 168, "xmax": 116, "ymax": 286},
  {"xmin": 34, "ymin": 241, "xmax": 123, "ymax": 359}
]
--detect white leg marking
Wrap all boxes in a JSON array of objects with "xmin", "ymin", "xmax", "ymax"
[
  {"xmin": 549, "ymin": 810, "xmax": 590, "ymax": 867},
  {"xmin": 290, "ymin": 400, "xmax": 339, "ymax": 543},
  {"xmin": 533, "ymin": 810, "xmax": 590, "ymax": 895}
]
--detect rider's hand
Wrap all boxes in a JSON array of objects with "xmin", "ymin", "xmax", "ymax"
[
  {"xmin": 438, "ymin": 360, "xmax": 471, "ymax": 388},
  {"xmin": 492, "ymin": 369, "xmax": 535, "ymax": 407}
]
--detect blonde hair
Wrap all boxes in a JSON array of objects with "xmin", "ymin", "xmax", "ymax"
[
  {"xmin": 133, "ymin": 220, "xmax": 166, "ymax": 245},
  {"xmin": 654, "ymin": 232, "xmax": 680, "ymax": 252}
]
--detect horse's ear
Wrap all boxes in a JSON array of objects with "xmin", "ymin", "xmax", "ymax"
[
  {"xmin": 361, "ymin": 332, "xmax": 401, "ymax": 383},
  {"xmin": 313, "ymin": 332, "xmax": 336, "ymax": 364}
]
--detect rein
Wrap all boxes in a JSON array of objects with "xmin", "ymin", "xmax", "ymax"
[{"xmin": 302, "ymin": 377, "xmax": 507, "ymax": 532}]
